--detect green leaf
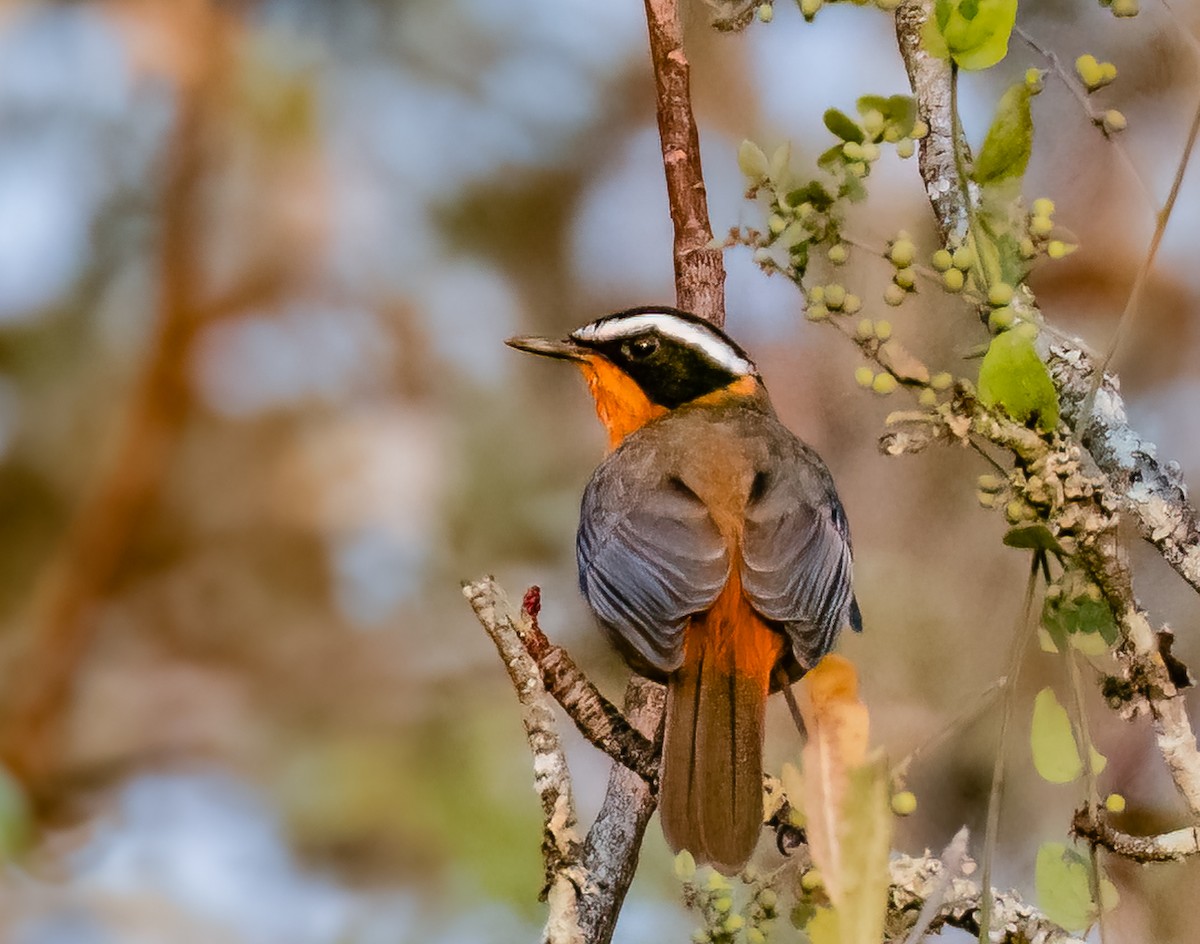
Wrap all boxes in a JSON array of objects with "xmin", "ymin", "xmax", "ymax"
[
  {"xmin": 817, "ymin": 144, "xmax": 845, "ymax": 171},
  {"xmin": 1003, "ymin": 525, "xmax": 1063, "ymax": 554},
  {"xmin": 824, "ymin": 108, "xmax": 865, "ymax": 143},
  {"xmin": 1031, "ymin": 687, "xmax": 1082, "ymax": 783},
  {"xmin": 978, "ymin": 330, "xmax": 1060, "ymax": 431},
  {"xmin": 788, "ymin": 180, "xmax": 835, "ymax": 210},
  {"xmin": 856, "ymin": 95, "xmax": 891, "ymax": 117},
  {"xmin": 887, "ymin": 95, "xmax": 918, "ymax": 137},
  {"xmin": 1036, "ymin": 842, "xmax": 1117, "ymax": 931},
  {"xmin": 974, "ymin": 84, "xmax": 1033, "ymax": 185},
  {"xmin": 1036, "ymin": 842, "xmax": 1094, "ymax": 931},
  {"xmin": 926, "ymin": 0, "xmax": 1018, "ymax": 70},
  {"xmin": 738, "ymin": 139, "xmax": 769, "ymax": 179}
]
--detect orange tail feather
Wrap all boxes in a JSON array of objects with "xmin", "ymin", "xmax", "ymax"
[{"xmin": 660, "ymin": 573, "xmax": 783, "ymax": 874}]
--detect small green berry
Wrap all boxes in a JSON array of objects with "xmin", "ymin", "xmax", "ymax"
[
  {"xmin": 1047, "ymin": 240, "xmax": 1077, "ymax": 260},
  {"xmin": 930, "ymin": 371, "xmax": 953, "ymax": 390},
  {"xmin": 989, "ymin": 306, "xmax": 1015, "ymax": 332},
  {"xmin": 891, "ymin": 790, "xmax": 918, "ymax": 816},
  {"xmin": 842, "ymin": 293, "xmax": 862, "ymax": 314},
  {"xmin": 874, "ymin": 319, "xmax": 893, "ymax": 340},
  {"xmin": 931, "ymin": 248, "xmax": 953, "ymax": 271},
  {"xmin": 827, "ymin": 243, "xmax": 848, "ymax": 265},
  {"xmin": 824, "ymin": 284, "xmax": 846, "ymax": 310},
  {"xmin": 855, "ymin": 366, "xmax": 876, "ymax": 388},
  {"xmin": 918, "ymin": 387, "xmax": 938, "ymax": 407},
  {"xmin": 861, "ymin": 109, "xmax": 886, "ymax": 137},
  {"xmin": 1102, "ymin": 109, "xmax": 1127, "ymax": 134},
  {"xmin": 951, "ymin": 245, "xmax": 974, "ymax": 271},
  {"xmin": 893, "ymin": 268, "xmax": 915, "ymax": 290},
  {"xmin": 757, "ymin": 2, "xmax": 774, "ymax": 22},
  {"xmin": 1105, "ymin": 792, "xmax": 1127, "ymax": 813},
  {"xmin": 856, "ymin": 318, "xmax": 874, "ymax": 339},
  {"xmin": 883, "ymin": 283, "xmax": 907, "ymax": 307},
  {"xmin": 673, "ymin": 850, "xmax": 697, "ymax": 881},
  {"xmin": 1031, "ymin": 197, "xmax": 1055, "ymax": 218},
  {"xmin": 896, "ymin": 138, "xmax": 915, "ymax": 159},
  {"xmin": 1029, "ymin": 215, "xmax": 1054, "ymax": 237},
  {"xmin": 988, "ymin": 282, "xmax": 1014, "ymax": 307},
  {"xmin": 889, "ymin": 240, "xmax": 915, "ymax": 268},
  {"xmin": 872, "ymin": 373, "xmax": 898, "ymax": 395},
  {"xmin": 942, "ymin": 268, "xmax": 965, "ymax": 292}
]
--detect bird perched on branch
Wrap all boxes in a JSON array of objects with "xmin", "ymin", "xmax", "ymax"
[{"xmin": 508, "ymin": 307, "xmax": 861, "ymax": 874}]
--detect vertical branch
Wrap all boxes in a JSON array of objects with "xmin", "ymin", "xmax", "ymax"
[
  {"xmin": 0, "ymin": 7, "xmax": 230, "ymax": 797},
  {"xmin": 643, "ymin": 0, "xmax": 726, "ymax": 325}
]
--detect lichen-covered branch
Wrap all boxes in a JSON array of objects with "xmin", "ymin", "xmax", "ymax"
[
  {"xmin": 1072, "ymin": 806, "xmax": 1200, "ymax": 863},
  {"xmin": 893, "ymin": 0, "xmax": 1200, "ymax": 600},
  {"xmin": 463, "ymin": 578, "xmax": 586, "ymax": 944}
]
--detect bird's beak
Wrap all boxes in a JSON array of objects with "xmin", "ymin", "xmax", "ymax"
[{"xmin": 505, "ymin": 335, "xmax": 590, "ymax": 362}]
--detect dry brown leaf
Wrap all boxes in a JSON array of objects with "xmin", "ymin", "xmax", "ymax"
[{"xmin": 797, "ymin": 654, "xmax": 870, "ymax": 906}]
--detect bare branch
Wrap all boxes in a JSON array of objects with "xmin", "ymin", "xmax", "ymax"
[
  {"xmin": 1073, "ymin": 807, "xmax": 1200, "ymax": 863},
  {"xmin": 643, "ymin": 0, "xmax": 726, "ymax": 324},
  {"xmin": 463, "ymin": 578, "xmax": 586, "ymax": 944}
]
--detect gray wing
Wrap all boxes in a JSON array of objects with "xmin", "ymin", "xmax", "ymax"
[
  {"xmin": 740, "ymin": 450, "xmax": 860, "ymax": 670},
  {"xmin": 577, "ymin": 458, "xmax": 729, "ymax": 676}
]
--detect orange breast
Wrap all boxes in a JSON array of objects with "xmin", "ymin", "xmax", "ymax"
[{"xmin": 577, "ymin": 356, "xmax": 667, "ymax": 449}]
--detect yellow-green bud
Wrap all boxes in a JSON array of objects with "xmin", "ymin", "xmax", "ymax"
[
  {"xmin": 890, "ymin": 240, "xmax": 915, "ymax": 267},
  {"xmin": 800, "ymin": 0, "xmax": 822, "ymax": 18},
  {"xmin": 842, "ymin": 141, "xmax": 864, "ymax": 161},
  {"xmin": 1005, "ymin": 500, "xmax": 1027, "ymax": 524},
  {"xmin": 1102, "ymin": 109, "xmax": 1127, "ymax": 134},
  {"xmin": 884, "ymin": 283, "xmax": 907, "ymax": 307},
  {"xmin": 874, "ymin": 319, "xmax": 893, "ymax": 340},
  {"xmin": 827, "ymin": 243, "xmax": 848, "ymax": 265},
  {"xmin": 911, "ymin": 118, "xmax": 929, "ymax": 140},
  {"xmin": 723, "ymin": 914, "xmax": 745, "ymax": 933},
  {"xmin": 918, "ymin": 387, "xmax": 938, "ymax": 407},
  {"xmin": 891, "ymin": 790, "xmax": 917, "ymax": 816},
  {"xmin": 942, "ymin": 268, "xmax": 965, "ymax": 292},
  {"xmin": 847, "ymin": 160, "xmax": 867, "ymax": 178},
  {"xmin": 1015, "ymin": 322, "xmax": 1040, "ymax": 341},
  {"xmin": 989, "ymin": 306, "xmax": 1015, "ymax": 332},
  {"xmin": 673, "ymin": 850, "xmax": 697, "ymax": 881},
  {"xmin": 1099, "ymin": 61, "xmax": 1117, "ymax": 85},
  {"xmin": 808, "ymin": 285, "xmax": 825, "ymax": 304},
  {"xmin": 930, "ymin": 372, "xmax": 953, "ymax": 390},
  {"xmin": 861, "ymin": 109, "xmax": 886, "ymax": 137},
  {"xmin": 977, "ymin": 474, "xmax": 1005, "ymax": 493},
  {"xmin": 1029, "ymin": 214, "xmax": 1054, "ymax": 237},
  {"xmin": 1025, "ymin": 67, "xmax": 1046, "ymax": 93},
  {"xmin": 706, "ymin": 871, "xmax": 730, "ymax": 892},
  {"xmin": 951, "ymin": 245, "xmax": 974, "ymax": 271},
  {"xmin": 988, "ymin": 282, "xmax": 1014, "ymax": 307},
  {"xmin": 1075, "ymin": 54, "xmax": 1104, "ymax": 90},
  {"xmin": 931, "ymin": 248, "xmax": 953, "ymax": 271},
  {"xmin": 1105, "ymin": 792, "xmax": 1127, "ymax": 813},
  {"xmin": 746, "ymin": 930, "xmax": 767, "ymax": 944},
  {"xmin": 1112, "ymin": 0, "xmax": 1139, "ymax": 15},
  {"xmin": 1047, "ymin": 240, "xmax": 1077, "ymax": 259},
  {"xmin": 978, "ymin": 491, "xmax": 998, "ymax": 508},
  {"xmin": 842, "ymin": 293, "xmax": 862, "ymax": 314},
  {"xmin": 1031, "ymin": 197, "xmax": 1055, "ymax": 218},
  {"xmin": 855, "ymin": 366, "xmax": 875, "ymax": 388},
  {"xmin": 768, "ymin": 214, "xmax": 786, "ymax": 236},
  {"xmin": 757, "ymin": 2, "xmax": 774, "ymax": 22},
  {"xmin": 758, "ymin": 888, "xmax": 778, "ymax": 910},
  {"xmin": 893, "ymin": 268, "xmax": 915, "ymax": 290},
  {"xmin": 872, "ymin": 373, "xmax": 898, "ymax": 395},
  {"xmin": 896, "ymin": 138, "xmax": 915, "ymax": 159},
  {"xmin": 713, "ymin": 895, "xmax": 733, "ymax": 913},
  {"xmin": 824, "ymin": 284, "xmax": 846, "ymax": 309},
  {"xmin": 1019, "ymin": 237, "xmax": 1037, "ymax": 258},
  {"xmin": 856, "ymin": 318, "xmax": 874, "ymax": 339},
  {"xmin": 806, "ymin": 303, "xmax": 829, "ymax": 322},
  {"xmin": 861, "ymin": 141, "xmax": 881, "ymax": 162},
  {"xmin": 801, "ymin": 869, "xmax": 823, "ymax": 891}
]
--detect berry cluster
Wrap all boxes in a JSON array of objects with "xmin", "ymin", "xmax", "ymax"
[{"xmin": 675, "ymin": 856, "xmax": 780, "ymax": 944}]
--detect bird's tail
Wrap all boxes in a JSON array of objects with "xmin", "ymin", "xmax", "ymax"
[{"xmin": 660, "ymin": 572, "xmax": 783, "ymax": 874}]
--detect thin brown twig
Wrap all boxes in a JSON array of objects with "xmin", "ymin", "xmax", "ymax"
[{"xmin": 1072, "ymin": 806, "xmax": 1200, "ymax": 862}]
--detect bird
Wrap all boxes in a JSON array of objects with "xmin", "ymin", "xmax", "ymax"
[{"xmin": 507, "ymin": 306, "xmax": 861, "ymax": 874}]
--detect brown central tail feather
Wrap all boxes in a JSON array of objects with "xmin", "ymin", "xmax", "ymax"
[{"xmin": 660, "ymin": 572, "xmax": 784, "ymax": 874}]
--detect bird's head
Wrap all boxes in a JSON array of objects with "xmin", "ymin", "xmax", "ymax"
[{"xmin": 507, "ymin": 307, "xmax": 764, "ymax": 448}]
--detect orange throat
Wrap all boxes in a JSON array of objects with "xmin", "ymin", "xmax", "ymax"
[{"xmin": 577, "ymin": 356, "xmax": 667, "ymax": 448}]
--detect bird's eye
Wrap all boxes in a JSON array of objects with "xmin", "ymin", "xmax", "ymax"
[{"xmin": 626, "ymin": 336, "xmax": 659, "ymax": 360}]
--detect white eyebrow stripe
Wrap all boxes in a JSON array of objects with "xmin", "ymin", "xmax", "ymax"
[{"xmin": 572, "ymin": 313, "xmax": 756, "ymax": 376}]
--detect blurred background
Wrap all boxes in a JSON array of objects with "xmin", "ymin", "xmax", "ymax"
[{"xmin": 0, "ymin": 0, "xmax": 1197, "ymax": 941}]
